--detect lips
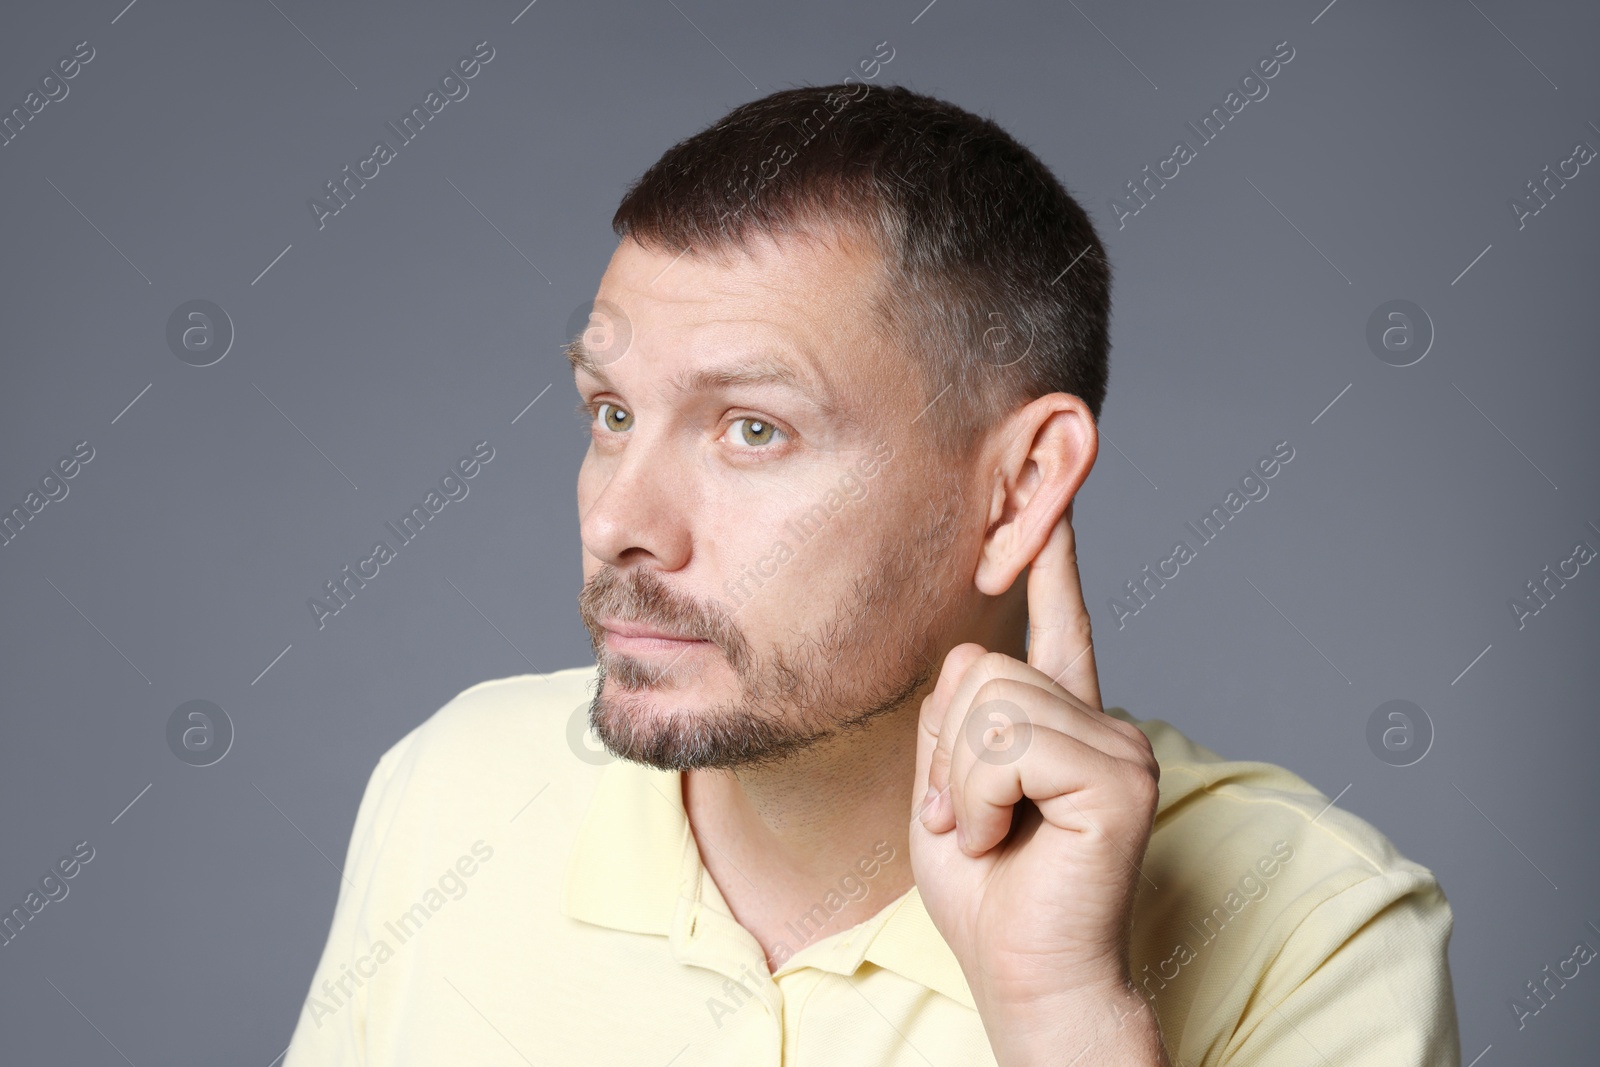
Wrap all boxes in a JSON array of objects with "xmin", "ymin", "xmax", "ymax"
[{"xmin": 600, "ymin": 617, "xmax": 705, "ymax": 642}]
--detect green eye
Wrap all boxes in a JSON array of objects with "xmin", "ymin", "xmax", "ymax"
[
  {"xmin": 734, "ymin": 418, "xmax": 778, "ymax": 447},
  {"xmin": 597, "ymin": 402, "xmax": 632, "ymax": 432}
]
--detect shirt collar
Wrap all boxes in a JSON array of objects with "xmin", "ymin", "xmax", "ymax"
[{"xmin": 561, "ymin": 753, "xmax": 977, "ymax": 1010}]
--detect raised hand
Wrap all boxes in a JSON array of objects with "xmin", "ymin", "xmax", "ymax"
[{"xmin": 910, "ymin": 500, "xmax": 1165, "ymax": 1062}]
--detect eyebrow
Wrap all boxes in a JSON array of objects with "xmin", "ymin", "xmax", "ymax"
[{"xmin": 566, "ymin": 336, "xmax": 846, "ymax": 423}]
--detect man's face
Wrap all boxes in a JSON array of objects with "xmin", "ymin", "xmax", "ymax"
[{"xmin": 573, "ymin": 229, "xmax": 970, "ymax": 771}]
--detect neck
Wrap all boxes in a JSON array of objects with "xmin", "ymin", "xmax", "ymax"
[
  {"xmin": 679, "ymin": 607, "xmax": 1027, "ymax": 969},
  {"xmin": 681, "ymin": 695, "xmax": 924, "ymax": 967}
]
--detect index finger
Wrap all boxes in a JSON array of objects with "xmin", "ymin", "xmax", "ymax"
[{"xmin": 1026, "ymin": 500, "xmax": 1102, "ymax": 711}]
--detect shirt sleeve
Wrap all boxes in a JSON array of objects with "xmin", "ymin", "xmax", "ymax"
[
  {"xmin": 1217, "ymin": 867, "xmax": 1462, "ymax": 1067},
  {"xmin": 281, "ymin": 733, "xmax": 418, "ymax": 1067}
]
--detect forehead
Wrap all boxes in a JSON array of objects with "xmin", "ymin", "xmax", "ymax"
[{"xmin": 576, "ymin": 230, "xmax": 905, "ymax": 399}]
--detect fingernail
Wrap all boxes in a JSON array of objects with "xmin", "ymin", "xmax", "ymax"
[{"xmin": 920, "ymin": 785, "xmax": 938, "ymax": 823}]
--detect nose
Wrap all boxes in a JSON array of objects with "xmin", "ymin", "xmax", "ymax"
[{"xmin": 578, "ymin": 432, "xmax": 693, "ymax": 572}]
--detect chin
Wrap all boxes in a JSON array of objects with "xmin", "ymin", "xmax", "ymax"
[
  {"xmin": 599, "ymin": 645, "xmax": 732, "ymax": 695},
  {"xmin": 589, "ymin": 691, "xmax": 710, "ymax": 771}
]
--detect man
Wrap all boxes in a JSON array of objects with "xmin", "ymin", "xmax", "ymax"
[{"xmin": 284, "ymin": 83, "xmax": 1460, "ymax": 1065}]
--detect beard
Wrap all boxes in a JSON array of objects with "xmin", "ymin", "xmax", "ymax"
[{"xmin": 575, "ymin": 478, "xmax": 964, "ymax": 771}]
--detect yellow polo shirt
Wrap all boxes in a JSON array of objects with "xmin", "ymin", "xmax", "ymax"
[{"xmin": 282, "ymin": 665, "xmax": 1460, "ymax": 1066}]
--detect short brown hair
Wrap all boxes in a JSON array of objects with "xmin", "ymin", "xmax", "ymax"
[{"xmin": 611, "ymin": 82, "xmax": 1111, "ymax": 457}]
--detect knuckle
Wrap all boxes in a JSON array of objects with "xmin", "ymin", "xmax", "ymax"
[
  {"xmin": 1132, "ymin": 764, "xmax": 1161, "ymax": 805},
  {"xmin": 976, "ymin": 650, "xmax": 1015, "ymax": 676},
  {"xmin": 971, "ymin": 675, "xmax": 1016, "ymax": 708},
  {"xmin": 945, "ymin": 641, "xmax": 989, "ymax": 673},
  {"xmin": 1113, "ymin": 717, "xmax": 1152, "ymax": 748}
]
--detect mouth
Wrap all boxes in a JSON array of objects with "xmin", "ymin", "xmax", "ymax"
[{"xmin": 599, "ymin": 617, "xmax": 713, "ymax": 656}]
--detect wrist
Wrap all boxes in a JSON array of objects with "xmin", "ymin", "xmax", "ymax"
[{"xmin": 982, "ymin": 978, "xmax": 1169, "ymax": 1067}]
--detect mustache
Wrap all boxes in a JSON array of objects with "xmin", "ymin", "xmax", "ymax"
[{"xmin": 578, "ymin": 566, "xmax": 752, "ymax": 672}]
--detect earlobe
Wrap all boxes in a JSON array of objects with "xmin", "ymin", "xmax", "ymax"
[
  {"xmin": 966, "ymin": 531, "xmax": 1030, "ymax": 598},
  {"xmin": 973, "ymin": 469, "xmax": 1025, "ymax": 597},
  {"xmin": 971, "ymin": 395, "xmax": 1095, "ymax": 598},
  {"xmin": 973, "ymin": 512, "xmax": 1033, "ymax": 597}
]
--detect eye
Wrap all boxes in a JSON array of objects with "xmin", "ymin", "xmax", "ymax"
[
  {"xmin": 595, "ymin": 401, "xmax": 633, "ymax": 433},
  {"xmin": 724, "ymin": 417, "xmax": 785, "ymax": 449}
]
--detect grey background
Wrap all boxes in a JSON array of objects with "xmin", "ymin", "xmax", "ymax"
[{"xmin": 2, "ymin": 0, "xmax": 1596, "ymax": 1063}]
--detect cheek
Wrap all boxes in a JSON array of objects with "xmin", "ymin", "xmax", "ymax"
[
  {"xmin": 707, "ymin": 486, "xmax": 840, "ymax": 597},
  {"xmin": 778, "ymin": 506, "xmax": 887, "ymax": 581}
]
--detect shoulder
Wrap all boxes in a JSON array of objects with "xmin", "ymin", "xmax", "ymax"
[
  {"xmin": 353, "ymin": 664, "xmax": 604, "ymax": 847},
  {"xmin": 1105, "ymin": 708, "xmax": 1457, "ymax": 1062},
  {"xmin": 381, "ymin": 664, "xmax": 597, "ymax": 769},
  {"xmin": 1107, "ymin": 707, "xmax": 1442, "ymax": 893}
]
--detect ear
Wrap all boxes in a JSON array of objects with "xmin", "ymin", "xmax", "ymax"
[{"xmin": 974, "ymin": 394, "xmax": 1097, "ymax": 597}]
